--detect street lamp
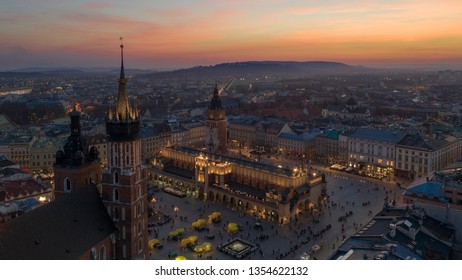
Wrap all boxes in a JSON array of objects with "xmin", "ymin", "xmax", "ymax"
[{"xmin": 174, "ymin": 207, "xmax": 179, "ymax": 217}]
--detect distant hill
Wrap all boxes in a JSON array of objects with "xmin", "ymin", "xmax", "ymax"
[
  {"xmin": 6, "ymin": 67, "xmax": 154, "ymax": 75},
  {"xmin": 143, "ymin": 61, "xmax": 367, "ymax": 80},
  {"xmin": 2, "ymin": 61, "xmax": 366, "ymax": 80}
]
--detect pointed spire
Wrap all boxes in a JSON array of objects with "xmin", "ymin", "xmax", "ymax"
[
  {"xmin": 120, "ymin": 37, "xmax": 125, "ymax": 79},
  {"xmin": 115, "ymin": 37, "xmax": 130, "ymax": 121},
  {"xmin": 210, "ymin": 83, "xmax": 222, "ymax": 110},
  {"xmin": 214, "ymin": 83, "xmax": 219, "ymax": 96}
]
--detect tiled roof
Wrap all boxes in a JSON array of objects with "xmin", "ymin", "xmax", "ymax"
[
  {"xmin": 0, "ymin": 186, "xmax": 115, "ymax": 259},
  {"xmin": 349, "ymin": 128, "xmax": 406, "ymax": 143},
  {"xmin": 2, "ymin": 180, "xmax": 51, "ymax": 200},
  {"xmin": 397, "ymin": 134, "xmax": 433, "ymax": 150},
  {"xmin": 404, "ymin": 181, "xmax": 446, "ymax": 202},
  {"xmin": 163, "ymin": 166, "xmax": 194, "ymax": 179},
  {"xmin": 0, "ymin": 159, "xmax": 17, "ymax": 168},
  {"xmin": 226, "ymin": 181, "xmax": 267, "ymax": 200},
  {"xmin": 168, "ymin": 146, "xmax": 295, "ymax": 176}
]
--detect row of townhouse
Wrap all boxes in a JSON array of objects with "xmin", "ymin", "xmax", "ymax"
[
  {"xmin": 323, "ymin": 127, "xmax": 462, "ymax": 180},
  {"xmin": 228, "ymin": 118, "xmax": 322, "ymax": 159},
  {"xmin": 142, "ymin": 121, "xmax": 207, "ymax": 163}
]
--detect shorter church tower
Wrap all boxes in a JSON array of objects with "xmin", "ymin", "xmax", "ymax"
[
  {"xmin": 205, "ymin": 84, "xmax": 227, "ymax": 153},
  {"xmin": 54, "ymin": 103, "xmax": 101, "ymax": 197}
]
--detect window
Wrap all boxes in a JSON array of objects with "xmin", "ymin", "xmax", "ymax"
[
  {"xmin": 99, "ymin": 246, "xmax": 106, "ymax": 260},
  {"xmin": 90, "ymin": 247, "xmax": 97, "ymax": 260},
  {"xmin": 138, "ymin": 238, "xmax": 143, "ymax": 253},
  {"xmin": 113, "ymin": 207, "xmax": 120, "ymax": 220},
  {"xmin": 64, "ymin": 178, "xmax": 71, "ymax": 192},
  {"xmin": 113, "ymin": 188, "xmax": 119, "ymax": 202},
  {"xmin": 115, "ymin": 226, "xmax": 121, "ymax": 240},
  {"xmin": 114, "ymin": 171, "xmax": 119, "ymax": 184}
]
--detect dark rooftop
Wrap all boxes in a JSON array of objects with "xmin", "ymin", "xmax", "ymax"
[
  {"xmin": 168, "ymin": 146, "xmax": 295, "ymax": 177},
  {"xmin": 349, "ymin": 128, "xmax": 406, "ymax": 144},
  {"xmin": 0, "ymin": 186, "xmax": 115, "ymax": 259},
  {"xmin": 0, "ymin": 159, "xmax": 17, "ymax": 168},
  {"xmin": 226, "ymin": 182, "xmax": 267, "ymax": 200},
  {"xmin": 163, "ymin": 166, "xmax": 195, "ymax": 179}
]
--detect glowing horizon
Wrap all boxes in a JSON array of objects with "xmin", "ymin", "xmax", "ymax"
[{"xmin": 1, "ymin": 0, "xmax": 462, "ymax": 70}]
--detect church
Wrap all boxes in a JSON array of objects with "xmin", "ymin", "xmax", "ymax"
[{"xmin": 0, "ymin": 42, "xmax": 149, "ymax": 260}]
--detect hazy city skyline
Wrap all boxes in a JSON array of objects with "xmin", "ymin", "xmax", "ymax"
[{"xmin": 1, "ymin": 0, "xmax": 462, "ymax": 71}]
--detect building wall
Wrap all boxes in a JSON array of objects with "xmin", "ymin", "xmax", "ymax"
[
  {"xmin": 432, "ymin": 140, "xmax": 462, "ymax": 171},
  {"xmin": 9, "ymin": 142, "xmax": 32, "ymax": 170},
  {"xmin": 228, "ymin": 123, "xmax": 256, "ymax": 148},
  {"xmin": 395, "ymin": 147, "xmax": 432, "ymax": 179},
  {"xmin": 205, "ymin": 113, "xmax": 227, "ymax": 153},
  {"xmin": 54, "ymin": 162, "xmax": 102, "ymax": 197},
  {"xmin": 171, "ymin": 129, "xmax": 188, "ymax": 147},
  {"xmin": 30, "ymin": 144, "xmax": 58, "ymax": 173},
  {"xmin": 102, "ymin": 138, "xmax": 149, "ymax": 260},
  {"xmin": 187, "ymin": 125, "xmax": 206, "ymax": 147},
  {"xmin": 347, "ymin": 137, "xmax": 395, "ymax": 173},
  {"xmin": 338, "ymin": 135, "xmax": 349, "ymax": 163},
  {"xmin": 78, "ymin": 235, "xmax": 114, "ymax": 260},
  {"xmin": 396, "ymin": 139, "xmax": 462, "ymax": 179},
  {"xmin": 315, "ymin": 136, "xmax": 340, "ymax": 163},
  {"xmin": 141, "ymin": 133, "xmax": 171, "ymax": 163},
  {"xmin": 0, "ymin": 145, "xmax": 10, "ymax": 159}
]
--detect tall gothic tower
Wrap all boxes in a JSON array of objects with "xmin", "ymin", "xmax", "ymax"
[
  {"xmin": 54, "ymin": 103, "xmax": 101, "ymax": 197},
  {"xmin": 102, "ymin": 41, "xmax": 148, "ymax": 260},
  {"xmin": 205, "ymin": 84, "xmax": 227, "ymax": 153}
]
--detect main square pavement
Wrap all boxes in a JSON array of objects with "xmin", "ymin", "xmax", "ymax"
[{"xmin": 148, "ymin": 165, "xmax": 405, "ymax": 260}]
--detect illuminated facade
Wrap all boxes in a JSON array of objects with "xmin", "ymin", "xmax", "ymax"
[
  {"xmin": 154, "ymin": 146, "xmax": 323, "ymax": 224},
  {"xmin": 346, "ymin": 128, "xmax": 405, "ymax": 178}
]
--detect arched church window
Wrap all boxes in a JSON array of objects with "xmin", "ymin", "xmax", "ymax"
[
  {"xmin": 113, "ymin": 206, "xmax": 120, "ymax": 220},
  {"xmin": 138, "ymin": 238, "xmax": 143, "ymax": 253},
  {"xmin": 99, "ymin": 246, "xmax": 106, "ymax": 260},
  {"xmin": 113, "ymin": 188, "xmax": 119, "ymax": 202},
  {"xmin": 64, "ymin": 178, "xmax": 71, "ymax": 192},
  {"xmin": 114, "ymin": 171, "xmax": 119, "ymax": 184}
]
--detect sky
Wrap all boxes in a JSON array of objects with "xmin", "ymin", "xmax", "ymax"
[{"xmin": 1, "ymin": 0, "xmax": 462, "ymax": 70}]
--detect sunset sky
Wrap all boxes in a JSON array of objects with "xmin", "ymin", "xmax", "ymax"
[{"xmin": 1, "ymin": 0, "xmax": 462, "ymax": 70}]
